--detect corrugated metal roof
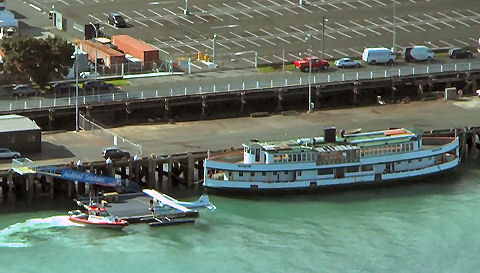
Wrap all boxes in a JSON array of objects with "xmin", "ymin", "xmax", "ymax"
[{"xmin": 0, "ymin": 115, "xmax": 40, "ymax": 132}]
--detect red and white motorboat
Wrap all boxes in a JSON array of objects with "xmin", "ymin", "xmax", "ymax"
[{"xmin": 68, "ymin": 203, "xmax": 129, "ymax": 230}]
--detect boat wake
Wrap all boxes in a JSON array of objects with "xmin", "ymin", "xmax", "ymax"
[{"xmin": 0, "ymin": 215, "xmax": 83, "ymax": 248}]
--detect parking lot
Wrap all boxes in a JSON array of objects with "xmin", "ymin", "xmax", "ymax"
[{"xmin": 15, "ymin": 0, "xmax": 480, "ymax": 70}]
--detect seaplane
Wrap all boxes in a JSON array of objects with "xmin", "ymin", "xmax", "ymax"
[
  {"xmin": 68, "ymin": 200, "xmax": 129, "ymax": 230},
  {"xmin": 142, "ymin": 189, "xmax": 216, "ymax": 227}
]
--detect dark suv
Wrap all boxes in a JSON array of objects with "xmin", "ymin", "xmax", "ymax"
[
  {"xmin": 102, "ymin": 146, "xmax": 130, "ymax": 159},
  {"xmin": 83, "ymin": 80, "xmax": 115, "ymax": 92},
  {"xmin": 448, "ymin": 48, "xmax": 472, "ymax": 59},
  {"xmin": 108, "ymin": 13, "xmax": 126, "ymax": 28},
  {"xmin": 51, "ymin": 82, "xmax": 81, "ymax": 95},
  {"xmin": 12, "ymin": 85, "xmax": 41, "ymax": 97}
]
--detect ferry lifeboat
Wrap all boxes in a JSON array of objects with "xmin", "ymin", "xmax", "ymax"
[{"xmin": 68, "ymin": 206, "xmax": 129, "ymax": 229}]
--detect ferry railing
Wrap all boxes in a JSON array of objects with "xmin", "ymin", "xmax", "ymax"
[{"xmin": 4, "ymin": 61, "xmax": 480, "ymax": 111}]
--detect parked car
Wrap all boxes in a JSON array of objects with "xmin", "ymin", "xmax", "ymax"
[
  {"xmin": 102, "ymin": 146, "xmax": 130, "ymax": 159},
  {"xmin": 51, "ymin": 82, "xmax": 79, "ymax": 95},
  {"xmin": 12, "ymin": 85, "xmax": 40, "ymax": 97},
  {"xmin": 294, "ymin": 56, "xmax": 329, "ymax": 72},
  {"xmin": 362, "ymin": 48, "xmax": 396, "ymax": 65},
  {"xmin": 0, "ymin": 148, "xmax": 21, "ymax": 159},
  {"xmin": 83, "ymin": 80, "xmax": 115, "ymax": 92},
  {"xmin": 335, "ymin": 58, "xmax": 361, "ymax": 68},
  {"xmin": 402, "ymin": 46, "xmax": 434, "ymax": 62},
  {"xmin": 448, "ymin": 48, "xmax": 472, "ymax": 59},
  {"xmin": 108, "ymin": 13, "xmax": 126, "ymax": 28}
]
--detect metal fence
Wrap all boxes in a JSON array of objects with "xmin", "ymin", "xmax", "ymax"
[
  {"xmin": 3, "ymin": 61, "xmax": 479, "ymax": 112},
  {"xmin": 79, "ymin": 114, "xmax": 143, "ymax": 157}
]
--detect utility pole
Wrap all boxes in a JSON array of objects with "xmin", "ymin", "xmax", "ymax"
[
  {"xmin": 392, "ymin": 0, "xmax": 397, "ymax": 53},
  {"xmin": 307, "ymin": 30, "xmax": 312, "ymax": 113},
  {"xmin": 75, "ymin": 50, "xmax": 79, "ymax": 132},
  {"xmin": 322, "ymin": 17, "xmax": 328, "ymax": 60},
  {"xmin": 89, "ymin": 22, "xmax": 102, "ymax": 80},
  {"xmin": 212, "ymin": 34, "xmax": 216, "ymax": 65}
]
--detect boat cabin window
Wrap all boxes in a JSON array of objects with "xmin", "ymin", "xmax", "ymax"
[
  {"xmin": 251, "ymin": 172, "xmax": 255, "ymax": 176},
  {"xmin": 317, "ymin": 169, "xmax": 332, "ymax": 175},
  {"xmin": 262, "ymin": 172, "xmax": 266, "ymax": 176},
  {"xmin": 239, "ymin": 172, "xmax": 243, "ymax": 177},
  {"xmin": 284, "ymin": 171, "xmax": 288, "ymax": 175},
  {"xmin": 346, "ymin": 166, "xmax": 359, "ymax": 173},
  {"xmin": 297, "ymin": 171, "xmax": 302, "ymax": 176},
  {"xmin": 361, "ymin": 165, "xmax": 373, "ymax": 171}
]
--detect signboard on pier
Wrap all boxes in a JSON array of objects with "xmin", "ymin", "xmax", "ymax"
[{"xmin": 61, "ymin": 169, "xmax": 117, "ymax": 187}]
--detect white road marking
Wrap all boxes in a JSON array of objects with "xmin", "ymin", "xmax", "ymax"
[
  {"xmin": 453, "ymin": 38, "xmax": 469, "ymax": 46},
  {"xmin": 194, "ymin": 14, "xmax": 208, "ymax": 22},
  {"xmin": 342, "ymin": 1, "xmax": 357, "ymax": 9},
  {"xmin": 288, "ymin": 53, "xmax": 301, "ymax": 60},
  {"xmin": 272, "ymin": 55, "xmax": 285, "ymax": 61},
  {"xmin": 244, "ymin": 30, "xmax": 258, "ymax": 37},
  {"xmin": 455, "ymin": 19, "xmax": 470, "ymax": 27},
  {"xmin": 357, "ymin": 0, "xmax": 371, "ymax": 8},
  {"xmin": 261, "ymin": 38, "xmax": 276, "ymax": 46},
  {"xmin": 378, "ymin": 17, "xmax": 410, "ymax": 32},
  {"xmin": 117, "ymin": 11, "xmax": 131, "ymax": 20},
  {"xmin": 299, "ymin": 4, "xmax": 315, "ymax": 12},
  {"xmin": 208, "ymin": 4, "xmax": 238, "ymax": 20},
  {"xmin": 217, "ymin": 41, "xmax": 231, "ymax": 50},
  {"xmin": 149, "ymin": 18, "xmax": 164, "ymax": 26},
  {"xmin": 58, "ymin": 0, "xmax": 70, "ymax": 6},
  {"xmin": 348, "ymin": 20, "xmax": 378, "ymax": 35},
  {"xmin": 451, "ymin": 11, "xmax": 466, "ymax": 18},
  {"xmin": 311, "ymin": 3, "xmax": 327, "ymax": 11},
  {"xmin": 439, "ymin": 40, "xmax": 454, "ymax": 47},
  {"xmin": 329, "ymin": 23, "xmax": 351, "ymax": 38},
  {"xmin": 424, "ymin": 41, "xmax": 439, "ymax": 48},
  {"xmin": 133, "ymin": 10, "xmax": 147, "ymax": 18},
  {"xmin": 254, "ymin": 10, "xmax": 269, "ymax": 17},
  {"xmin": 266, "ymin": 0, "xmax": 281, "ymax": 6},
  {"xmin": 236, "ymin": 2, "xmax": 251, "ymax": 9},
  {"xmin": 469, "ymin": 37, "xmax": 478, "ymax": 43},
  {"xmin": 372, "ymin": 0, "xmax": 386, "ymax": 7},
  {"xmin": 408, "ymin": 14, "xmax": 441, "ymax": 30},
  {"xmin": 333, "ymin": 49, "xmax": 347, "ymax": 56},
  {"xmin": 258, "ymin": 56, "xmax": 273, "ymax": 63},
  {"xmin": 327, "ymin": 3, "xmax": 342, "ymax": 10},
  {"xmin": 75, "ymin": 0, "xmax": 84, "ymax": 4},
  {"xmin": 134, "ymin": 19, "xmax": 149, "ymax": 27},
  {"xmin": 349, "ymin": 48, "xmax": 362, "ymax": 55},
  {"xmin": 276, "ymin": 36, "xmax": 292, "ymax": 44},
  {"xmin": 283, "ymin": 7, "xmax": 298, "ymax": 14},
  {"xmin": 242, "ymin": 58, "xmax": 255, "ymax": 65},
  {"xmin": 217, "ymin": 34, "xmax": 246, "ymax": 48},
  {"xmin": 88, "ymin": 14, "xmax": 103, "ymax": 22}
]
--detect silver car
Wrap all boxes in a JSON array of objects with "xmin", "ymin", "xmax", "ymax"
[{"xmin": 0, "ymin": 148, "xmax": 21, "ymax": 159}]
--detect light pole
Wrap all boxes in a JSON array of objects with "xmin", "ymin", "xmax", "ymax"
[
  {"xmin": 392, "ymin": 0, "xmax": 397, "ymax": 53},
  {"xmin": 89, "ymin": 22, "xmax": 102, "ymax": 79},
  {"xmin": 184, "ymin": 0, "xmax": 189, "ymax": 15},
  {"xmin": 75, "ymin": 49, "xmax": 79, "ymax": 132},
  {"xmin": 322, "ymin": 16, "xmax": 328, "ymax": 60},
  {"xmin": 307, "ymin": 30, "xmax": 313, "ymax": 113},
  {"xmin": 212, "ymin": 33, "xmax": 216, "ymax": 65}
]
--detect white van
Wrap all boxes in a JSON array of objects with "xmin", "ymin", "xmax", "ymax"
[
  {"xmin": 403, "ymin": 46, "xmax": 434, "ymax": 62},
  {"xmin": 362, "ymin": 48, "xmax": 396, "ymax": 65}
]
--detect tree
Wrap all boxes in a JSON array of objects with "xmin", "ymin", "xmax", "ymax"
[{"xmin": 1, "ymin": 34, "xmax": 75, "ymax": 87}]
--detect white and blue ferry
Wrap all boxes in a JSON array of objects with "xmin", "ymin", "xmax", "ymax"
[{"xmin": 203, "ymin": 127, "xmax": 460, "ymax": 194}]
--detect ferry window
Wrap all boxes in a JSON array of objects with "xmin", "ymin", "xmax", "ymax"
[
  {"xmin": 419, "ymin": 158, "xmax": 422, "ymax": 162},
  {"xmin": 347, "ymin": 166, "xmax": 359, "ymax": 172},
  {"xmin": 273, "ymin": 172, "xmax": 277, "ymax": 175},
  {"xmin": 410, "ymin": 143, "xmax": 414, "ymax": 150},
  {"xmin": 317, "ymin": 169, "xmax": 332, "ymax": 175},
  {"xmin": 293, "ymin": 154, "xmax": 297, "ymax": 161},
  {"xmin": 361, "ymin": 165, "xmax": 373, "ymax": 171},
  {"xmin": 283, "ymin": 154, "xmax": 289, "ymax": 162},
  {"xmin": 262, "ymin": 172, "xmax": 266, "ymax": 176},
  {"xmin": 297, "ymin": 171, "xmax": 302, "ymax": 176},
  {"xmin": 301, "ymin": 154, "xmax": 305, "ymax": 161},
  {"xmin": 284, "ymin": 171, "xmax": 288, "ymax": 175},
  {"xmin": 428, "ymin": 157, "xmax": 431, "ymax": 160},
  {"xmin": 239, "ymin": 172, "xmax": 243, "ymax": 177},
  {"xmin": 250, "ymin": 172, "xmax": 255, "ymax": 176},
  {"xmin": 408, "ymin": 159, "xmax": 412, "ymax": 163},
  {"xmin": 289, "ymin": 154, "xmax": 293, "ymax": 162}
]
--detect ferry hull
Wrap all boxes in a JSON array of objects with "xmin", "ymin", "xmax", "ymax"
[{"xmin": 205, "ymin": 159, "xmax": 460, "ymax": 196}]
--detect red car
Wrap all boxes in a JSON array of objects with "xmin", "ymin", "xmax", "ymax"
[{"xmin": 294, "ymin": 56, "xmax": 329, "ymax": 72}]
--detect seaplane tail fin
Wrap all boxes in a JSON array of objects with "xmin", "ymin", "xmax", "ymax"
[{"xmin": 197, "ymin": 194, "xmax": 216, "ymax": 211}]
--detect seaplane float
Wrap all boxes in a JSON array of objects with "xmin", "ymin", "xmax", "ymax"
[
  {"xmin": 68, "ymin": 201, "xmax": 129, "ymax": 230},
  {"xmin": 68, "ymin": 189, "xmax": 216, "ymax": 228},
  {"xmin": 142, "ymin": 189, "xmax": 216, "ymax": 227}
]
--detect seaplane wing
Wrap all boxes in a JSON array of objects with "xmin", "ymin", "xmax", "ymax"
[{"xmin": 143, "ymin": 189, "xmax": 192, "ymax": 213}]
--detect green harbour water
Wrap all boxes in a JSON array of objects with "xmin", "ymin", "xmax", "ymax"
[{"xmin": 0, "ymin": 162, "xmax": 479, "ymax": 273}]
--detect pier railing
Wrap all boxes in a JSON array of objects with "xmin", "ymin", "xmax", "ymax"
[{"xmin": 3, "ymin": 61, "xmax": 480, "ymax": 112}]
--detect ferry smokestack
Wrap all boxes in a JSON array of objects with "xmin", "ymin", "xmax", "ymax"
[{"xmin": 324, "ymin": 126, "xmax": 336, "ymax": 142}]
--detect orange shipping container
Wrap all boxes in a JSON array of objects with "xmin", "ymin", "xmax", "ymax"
[
  {"xmin": 78, "ymin": 40, "xmax": 125, "ymax": 68},
  {"xmin": 111, "ymin": 35, "xmax": 159, "ymax": 68}
]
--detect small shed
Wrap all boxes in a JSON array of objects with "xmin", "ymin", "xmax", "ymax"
[{"xmin": 0, "ymin": 115, "xmax": 41, "ymax": 153}]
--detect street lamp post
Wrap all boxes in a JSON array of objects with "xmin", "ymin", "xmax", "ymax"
[
  {"xmin": 75, "ymin": 50, "xmax": 79, "ymax": 131},
  {"xmin": 322, "ymin": 16, "xmax": 328, "ymax": 60},
  {"xmin": 392, "ymin": 0, "xmax": 397, "ymax": 53},
  {"xmin": 89, "ymin": 22, "xmax": 102, "ymax": 79},
  {"xmin": 307, "ymin": 30, "xmax": 312, "ymax": 113},
  {"xmin": 212, "ymin": 33, "xmax": 216, "ymax": 65}
]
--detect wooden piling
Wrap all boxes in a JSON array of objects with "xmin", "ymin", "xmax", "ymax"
[
  {"xmin": 187, "ymin": 153, "xmax": 195, "ymax": 186},
  {"xmin": 167, "ymin": 156, "xmax": 173, "ymax": 186},
  {"xmin": 148, "ymin": 157, "xmax": 156, "ymax": 190},
  {"xmin": 26, "ymin": 174, "xmax": 34, "ymax": 203},
  {"xmin": 46, "ymin": 176, "xmax": 54, "ymax": 199}
]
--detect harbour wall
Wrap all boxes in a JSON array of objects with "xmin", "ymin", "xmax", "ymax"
[{"xmin": 1, "ymin": 69, "xmax": 479, "ymax": 130}]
